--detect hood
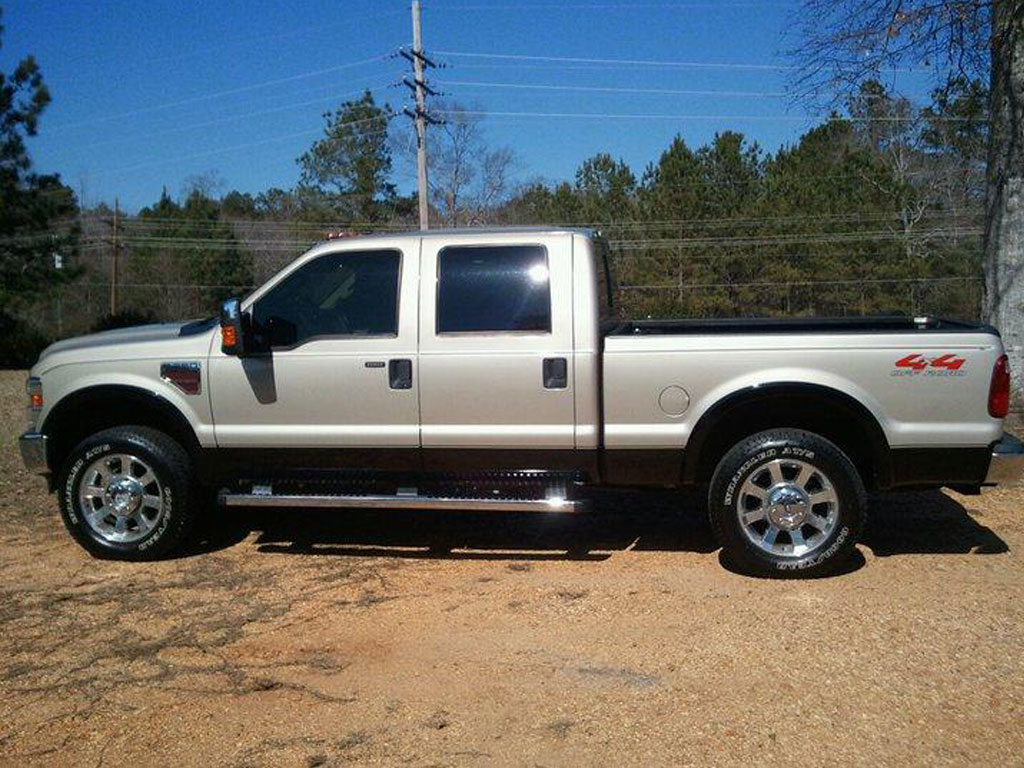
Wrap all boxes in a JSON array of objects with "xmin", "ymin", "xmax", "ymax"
[{"xmin": 33, "ymin": 319, "xmax": 217, "ymax": 373}]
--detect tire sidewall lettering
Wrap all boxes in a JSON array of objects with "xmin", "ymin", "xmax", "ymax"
[
  {"xmin": 724, "ymin": 447, "xmax": 777, "ymax": 505},
  {"xmin": 63, "ymin": 443, "xmax": 111, "ymax": 525},
  {"xmin": 776, "ymin": 526, "xmax": 849, "ymax": 571}
]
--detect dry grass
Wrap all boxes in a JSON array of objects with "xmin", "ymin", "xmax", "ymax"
[{"xmin": 1, "ymin": 369, "xmax": 1022, "ymax": 767}]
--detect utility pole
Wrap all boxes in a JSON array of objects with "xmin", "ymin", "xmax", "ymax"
[
  {"xmin": 110, "ymin": 197, "xmax": 119, "ymax": 316},
  {"xmin": 401, "ymin": 0, "xmax": 439, "ymax": 230},
  {"xmin": 412, "ymin": 0, "xmax": 428, "ymax": 230}
]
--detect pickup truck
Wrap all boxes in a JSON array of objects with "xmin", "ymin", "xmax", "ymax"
[{"xmin": 18, "ymin": 227, "xmax": 1024, "ymax": 576}]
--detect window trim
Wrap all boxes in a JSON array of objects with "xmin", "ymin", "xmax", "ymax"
[
  {"xmin": 250, "ymin": 248, "xmax": 404, "ymax": 351},
  {"xmin": 434, "ymin": 243, "xmax": 553, "ymax": 336}
]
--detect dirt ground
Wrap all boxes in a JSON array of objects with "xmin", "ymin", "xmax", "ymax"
[{"xmin": 1, "ymin": 369, "xmax": 1022, "ymax": 767}]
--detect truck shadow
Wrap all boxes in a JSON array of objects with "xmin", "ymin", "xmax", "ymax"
[
  {"xmin": 191, "ymin": 489, "xmax": 1008, "ymax": 566},
  {"xmin": 861, "ymin": 490, "xmax": 1009, "ymax": 557}
]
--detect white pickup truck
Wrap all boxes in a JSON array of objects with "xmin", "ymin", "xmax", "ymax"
[{"xmin": 18, "ymin": 227, "xmax": 1024, "ymax": 576}]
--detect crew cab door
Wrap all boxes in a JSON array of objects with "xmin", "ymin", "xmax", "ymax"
[
  {"xmin": 417, "ymin": 233, "xmax": 576, "ymax": 450},
  {"xmin": 207, "ymin": 241, "xmax": 419, "ymax": 449}
]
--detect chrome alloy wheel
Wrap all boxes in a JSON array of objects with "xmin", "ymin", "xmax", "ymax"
[
  {"xmin": 735, "ymin": 457, "xmax": 839, "ymax": 557},
  {"xmin": 77, "ymin": 454, "xmax": 165, "ymax": 544}
]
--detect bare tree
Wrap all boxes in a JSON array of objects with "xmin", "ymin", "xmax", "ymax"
[
  {"xmin": 790, "ymin": 1, "xmax": 1024, "ymax": 398},
  {"xmin": 396, "ymin": 103, "xmax": 518, "ymax": 227}
]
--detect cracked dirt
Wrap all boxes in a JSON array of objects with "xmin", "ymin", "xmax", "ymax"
[{"xmin": 1, "ymin": 369, "xmax": 1023, "ymax": 767}]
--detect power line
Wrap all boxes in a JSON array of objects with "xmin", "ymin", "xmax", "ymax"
[
  {"xmin": 15, "ymin": 274, "xmax": 978, "ymax": 295},
  {"xmin": 429, "ymin": 3, "xmax": 784, "ymax": 8},
  {"xmin": 435, "ymin": 49, "xmax": 933, "ymax": 75},
  {"xmin": 49, "ymin": 54, "xmax": 392, "ymax": 132},
  {"xmin": 72, "ymin": 81, "xmax": 396, "ymax": 153},
  {"xmin": 435, "ymin": 107, "xmax": 987, "ymax": 123},
  {"xmin": 435, "ymin": 49, "xmax": 797, "ymax": 71},
  {"xmin": 619, "ymin": 276, "xmax": 983, "ymax": 291},
  {"xmin": 437, "ymin": 79, "xmax": 788, "ymax": 98},
  {"xmin": 93, "ymin": 125, "xmax": 392, "ymax": 177}
]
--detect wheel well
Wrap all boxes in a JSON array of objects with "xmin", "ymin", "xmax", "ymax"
[
  {"xmin": 42, "ymin": 386, "xmax": 200, "ymax": 477},
  {"xmin": 682, "ymin": 384, "xmax": 890, "ymax": 490}
]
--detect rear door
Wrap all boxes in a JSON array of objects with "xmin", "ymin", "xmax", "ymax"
[{"xmin": 417, "ymin": 233, "xmax": 576, "ymax": 450}]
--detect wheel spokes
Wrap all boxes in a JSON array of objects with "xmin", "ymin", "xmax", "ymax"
[
  {"xmin": 78, "ymin": 452, "xmax": 164, "ymax": 544},
  {"xmin": 735, "ymin": 456, "xmax": 841, "ymax": 559}
]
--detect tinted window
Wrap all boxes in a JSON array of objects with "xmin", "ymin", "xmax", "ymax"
[
  {"xmin": 252, "ymin": 249, "xmax": 400, "ymax": 347},
  {"xmin": 437, "ymin": 245, "xmax": 551, "ymax": 333}
]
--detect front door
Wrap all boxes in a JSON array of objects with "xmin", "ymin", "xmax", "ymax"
[
  {"xmin": 208, "ymin": 241, "xmax": 420, "ymax": 450},
  {"xmin": 417, "ymin": 233, "xmax": 576, "ymax": 452}
]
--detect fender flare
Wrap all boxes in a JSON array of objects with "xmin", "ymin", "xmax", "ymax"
[
  {"xmin": 41, "ymin": 384, "xmax": 201, "ymax": 471},
  {"xmin": 681, "ymin": 382, "xmax": 892, "ymax": 487}
]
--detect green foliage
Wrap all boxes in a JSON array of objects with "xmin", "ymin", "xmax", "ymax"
[
  {"xmin": 132, "ymin": 188, "xmax": 253, "ymax": 313},
  {"xmin": 502, "ymin": 81, "xmax": 985, "ymax": 322},
  {"xmin": 0, "ymin": 8, "xmax": 79, "ymax": 316},
  {"xmin": 297, "ymin": 91, "xmax": 395, "ymax": 222}
]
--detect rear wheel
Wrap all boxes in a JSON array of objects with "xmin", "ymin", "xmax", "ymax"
[
  {"xmin": 708, "ymin": 429, "xmax": 866, "ymax": 577},
  {"xmin": 58, "ymin": 426, "xmax": 197, "ymax": 560}
]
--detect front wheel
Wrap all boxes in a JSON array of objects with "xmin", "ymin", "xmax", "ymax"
[
  {"xmin": 58, "ymin": 426, "xmax": 197, "ymax": 560},
  {"xmin": 708, "ymin": 429, "xmax": 866, "ymax": 578}
]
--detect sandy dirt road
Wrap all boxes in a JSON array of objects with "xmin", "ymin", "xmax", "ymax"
[{"xmin": 1, "ymin": 370, "xmax": 1022, "ymax": 767}]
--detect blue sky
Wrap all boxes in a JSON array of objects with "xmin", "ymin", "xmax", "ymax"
[{"xmin": 3, "ymin": 0, "xmax": 938, "ymax": 212}]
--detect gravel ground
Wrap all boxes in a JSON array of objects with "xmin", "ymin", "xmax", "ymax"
[{"xmin": 1, "ymin": 368, "xmax": 1022, "ymax": 767}]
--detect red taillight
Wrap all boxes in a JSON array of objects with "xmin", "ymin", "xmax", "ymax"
[{"xmin": 988, "ymin": 354, "xmax": 1011, "ymax": 418}]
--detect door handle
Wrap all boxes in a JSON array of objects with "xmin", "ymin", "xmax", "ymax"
[
  {"xmin": 543, "ymin": 357, "xmax": 567, "ymax": 389},
  {"xmin": 389, "ymin": 359, "xmax": 413, "ymax": 389}
]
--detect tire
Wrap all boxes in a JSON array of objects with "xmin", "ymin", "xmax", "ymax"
[
  {"xmin": 57, "ymin": 426, "xmax": 197, "ymax": 560},
  {"xmin": 707, "ymin": 429, "xmax": 866, "ymax": 578}
]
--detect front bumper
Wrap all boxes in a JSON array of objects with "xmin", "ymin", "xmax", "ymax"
[
  {"xmin": 984, "ymin": 433, "xmax": 1024, "ymax": 485},
  {"xmin": 18, "ymin": 432, "xmax": 49, "ymax": 475}
]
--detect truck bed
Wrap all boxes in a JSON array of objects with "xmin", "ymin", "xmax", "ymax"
[{"xmin": 605, "ymin": 316, "xmax": 993, "ymax": 337}]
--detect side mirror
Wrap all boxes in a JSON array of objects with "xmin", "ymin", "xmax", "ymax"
[{"xmin": 219, "ymin": 298, "xmax": 247, "ymax": 357}]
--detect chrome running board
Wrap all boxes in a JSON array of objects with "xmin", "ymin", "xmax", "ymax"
[{"xmin": 218, "ymin": 489, "xmax": 589, "ymax": 513}]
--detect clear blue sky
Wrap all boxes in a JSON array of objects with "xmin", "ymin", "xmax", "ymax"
[{"xmin": 2, "ymin": 0, "xmax": 937, "ymax": 212}]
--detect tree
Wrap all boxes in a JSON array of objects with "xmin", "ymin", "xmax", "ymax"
[
  {"xmin": 132, "ymin": 188, "xmax": 252, "ymax": 317},
  {"xmin": 393, "ymin": 102, "xmax": 517, "ymax": 227},
  {"xmin": 789, "ymin": 0, "xmax": 1024, "ymax": 398},
  {"xmin": 0, "ymin": 8, "xmax": 80, "ymax": 364},
  {"xmin": 297, "ymin": 91, "xmax": 395, "ymax": 222}
]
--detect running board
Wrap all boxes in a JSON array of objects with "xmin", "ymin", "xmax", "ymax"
[{"xmin": 218, "ymin": 489, "xmax": 589, "ymax": 513}]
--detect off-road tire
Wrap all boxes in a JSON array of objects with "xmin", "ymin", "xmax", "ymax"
[
  {"xmin": 708, "ymin": 428, "xmax": 866, "ymax": 578},
  {"xmin": 57, "ymin": 426, "xmax": 197, "ymax": 560}
]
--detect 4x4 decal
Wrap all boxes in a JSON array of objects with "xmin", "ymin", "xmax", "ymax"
[{"xmin": 893, "ymin": 353, "xmax": 966, "ymax": 377}]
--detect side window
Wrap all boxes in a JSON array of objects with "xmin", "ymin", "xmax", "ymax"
[
  {"xmin": 252, "ymin": 249, "xmax": 400, "ymax": 348},
  {"xmin": 437, "ymin": 244, "xmax": 551, "ymax": 333}
]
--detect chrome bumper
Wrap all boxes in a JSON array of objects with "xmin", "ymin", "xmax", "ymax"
[
  {"xmin": 984, "ymin": 433, "xmax": 1024, "ymax": 485},
  {"xmin": 18, "ymin": 432, "xmax": 49, "ymax": 474}
]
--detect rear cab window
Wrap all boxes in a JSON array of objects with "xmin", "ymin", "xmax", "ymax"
[{"xmin": 436, "ymin": 244, "xmax": 551, "ymax": 334}]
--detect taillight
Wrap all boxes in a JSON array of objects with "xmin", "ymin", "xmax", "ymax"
[{"xmin": 988, "ymin": 354, "xmax": 1010, "ymax": 418}]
